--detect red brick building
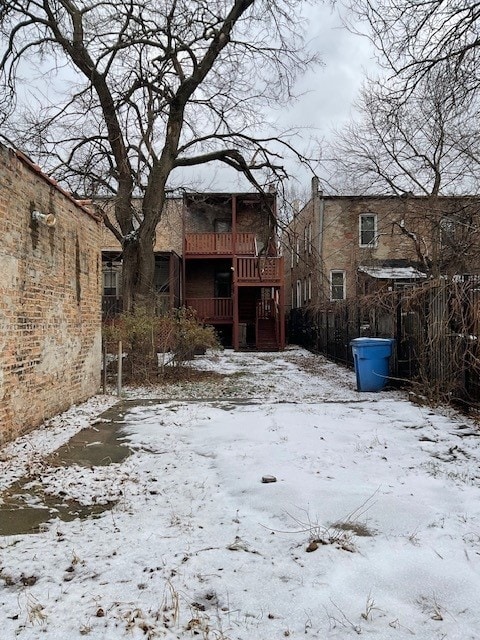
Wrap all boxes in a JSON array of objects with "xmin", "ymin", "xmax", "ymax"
[{"xmin": 102, "ymin": 191, "xmax": 285, "ymax": 351}]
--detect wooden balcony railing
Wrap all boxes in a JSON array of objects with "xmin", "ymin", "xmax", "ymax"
[
  {"xmin": 256, "ymin": 298, "xmax": 276, "ymax": 320},
  {"xmin": 236, "ymin": 233, "xmax": 257, "ymax": 255},
  {"xmin": 185, "ymin": 232, "xmax": 256, "ymax": 256},
  {"xmin": 186, "ymin": 297, "xmax": 233, "ymax": 322},
  {"xmin": 236, "ymin": 256, "xmax": 283, "ymax": 284}
]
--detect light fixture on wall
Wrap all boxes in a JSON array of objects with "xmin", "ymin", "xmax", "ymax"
[{"xmin": 32, "ymin": 210, "xmax": 56, "ymax": 227}]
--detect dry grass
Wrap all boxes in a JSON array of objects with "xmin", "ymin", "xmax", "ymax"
[
  {"xmin": 156, "ymin": 368, "xmax": 227, "ymax": 384},
  {"xmin": 281, "ymin": 491, "xmax": 378, "ymax": 553}
]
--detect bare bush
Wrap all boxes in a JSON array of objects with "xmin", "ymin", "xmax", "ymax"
[{"xmin": 103, "ymin": 307, "xmax": 219, "ymax": 383}]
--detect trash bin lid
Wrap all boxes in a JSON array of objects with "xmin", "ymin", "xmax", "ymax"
[{"xmin": 350, "ymin": 337, "xmax": 395, "ymax": 347}]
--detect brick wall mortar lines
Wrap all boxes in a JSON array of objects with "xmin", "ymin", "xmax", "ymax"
[{"xmin": 0, "ymin": 144, "xmax": 102, "ymax": 445}]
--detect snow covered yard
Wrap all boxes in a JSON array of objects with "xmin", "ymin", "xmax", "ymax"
[{"xmin": 1, "ymin": 347, "xmax": 480, "ymax": 639}]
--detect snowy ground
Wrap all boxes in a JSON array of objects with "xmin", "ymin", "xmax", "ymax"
[{"xmin": 1, "ymin": 347, "xmax": 480, "ymax": 639}]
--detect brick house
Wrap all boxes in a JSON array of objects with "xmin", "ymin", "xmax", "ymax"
[
  {"xmin": 183, "ymin": 192, "xmax": 285, "ymax": 350},
  {"xmin": 0, "ymin": 144, "xmax": 102, "ymax": 444},
  {"xmin": 284, "ymin": 177, "xmax": 480, "ymax": 311},
  {"xmin": 102, "ymin": 191, "xmax": 285, "ymax": 351}
]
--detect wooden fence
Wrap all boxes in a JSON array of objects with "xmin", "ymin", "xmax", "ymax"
[{"xmin": 289, "ymin": 276, "xmax": 480, "ymax": 408}]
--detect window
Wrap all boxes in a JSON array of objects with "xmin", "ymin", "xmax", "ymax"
[
  {"xmin": 304, "ymin": 226, "xmax": 308, "ymax": 253},
  {"xmin": 440, "ymin": 216, "xmax": 458, "ymax": 248},
  {"xmin": 296, "ymin": 280, "xmax": 302, "ymax": 308},
  {"xmin": 359, "ymin": 214, "xmax": 377, "ymax": 247},
  {"xmin": 308, "ymin": 223, "xmax": 312, "ymax": 254},
  {"xmin": 330, "ymin": 270, "xmax": 345, "ymax": 301},
  {"xmin": 296, "ymin": 237, "xmax": 299, "ymax": 264},
  {"xmin": 308, "ymin": 274, "xmax": 312, "ymax": 301},
  {"xmin": 303, "ymin": 278, "xmax": 307, "ymax": 303},
  {"xmin": 102, "ymin": 268, "xmax": 120, "ymax": 296},
  {"xmin": 154, "ymin": 257, "xmax": 170, "ymax": 293}
]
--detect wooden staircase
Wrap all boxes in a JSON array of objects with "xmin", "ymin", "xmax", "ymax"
[{"xmin": 256, "ymin": 318, "xmax": 279, "ymax": 351}]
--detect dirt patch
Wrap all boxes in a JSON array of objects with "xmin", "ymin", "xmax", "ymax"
[
  {"xmin": 284, "ymin": 354, "xmax": 350, "ymax": 379},
  {"xmin": 157, "ymin": 368, "xmax": 229, "ymax": 383},
  {"xmin": 0, "ymin": 486, "xmax": 115, "ymax": 536}
]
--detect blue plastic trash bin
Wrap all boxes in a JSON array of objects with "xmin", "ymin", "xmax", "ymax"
[{"xmin": 350, "ymin": 337, "xmax": 395, "ymax": 392}]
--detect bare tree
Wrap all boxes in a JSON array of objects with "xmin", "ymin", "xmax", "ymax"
[
  {"xmin": 325, "ymin": 46, "xmax": 480, "ymax": 275},
  {"xmin": 0, "ymin": 0, "xmax": 318, "ymax": 311},
  {"xmin": 347, "ymin": 1, "xmax": 480, "ymax": 94},
  {"xmin": 329, "ymin": 66, "xmax": 479, "ymax": 197}
]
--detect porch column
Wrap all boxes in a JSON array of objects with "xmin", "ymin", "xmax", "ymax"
[
  {"xmin": 232, "ymin": 195, "xmax": 239, "ymax": 349},
  {"xmin": 181, "ymin": 201, "xmax": 186, "ymax": 306}
]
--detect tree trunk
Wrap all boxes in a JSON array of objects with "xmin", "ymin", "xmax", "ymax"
[
  {"xmin": 120, "ymin": 234, "xmax": 158, "ymax": 382},
  {"xmin": 121, "ymin": 236, "xmax": 156, "ymax": 313}
]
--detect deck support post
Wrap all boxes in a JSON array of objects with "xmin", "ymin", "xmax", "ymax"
[{"xmin": 232, "ymin": 195, "xmax": 239, "ymax": 350}]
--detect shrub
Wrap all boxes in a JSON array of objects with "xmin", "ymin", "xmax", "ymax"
[
  {"xmin": 166, "ymin": 307, "xmax": 219, "ymax": 370},
  {"xmin": 103, "ymin": 307, "xmax": 219, "ymax": 382}
]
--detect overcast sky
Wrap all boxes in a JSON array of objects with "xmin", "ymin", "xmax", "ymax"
[
  {"xmin": 283, "ymin": 4, "xmax": 374, "ymax": 135},
  {"xmin": 177, "ymin": 3, "xmax": 376, "ymax": 195},
  {"xmin": 8, "ymin": 1, "xmax": 376, "ymax": 198}
]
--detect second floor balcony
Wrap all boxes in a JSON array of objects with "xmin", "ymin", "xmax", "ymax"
[
  {"xmin": 185, "ymin": 232, "xmax": 256, "ymax": 256},
  {"xmin": 236, "ymin": 256, "xmax": 283, "ymax": 285}
]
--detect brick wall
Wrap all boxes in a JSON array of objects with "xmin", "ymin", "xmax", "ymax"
[
  {"xmin": 283, "ymin": 188, "xmax": 323, "ymax": 311},
  {"xmin": 185, "ymin": 261, "xmax": 231, "ymax": 298},
  {"xmin": 320, "ymin": 197, "xmax": 420, "ymax": 299},
  {"xmin": 285, "ymin": 188, "xmax": 480, "ymax": 309},
  {"xmin": 0, "ymin": 144, "xmax": 102, "ymax": 444},
  {"xmin": 183, "ymin": 194, "xmax": 274, "ymax": 245},
  {"xmin": 100, "ymin": 197, "xmax": 183, "ymax": 255}
]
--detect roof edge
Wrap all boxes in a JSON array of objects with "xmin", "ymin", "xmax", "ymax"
[{"xmin": 12, "ymin": 147, "xmax": 101, "ymax": 223}]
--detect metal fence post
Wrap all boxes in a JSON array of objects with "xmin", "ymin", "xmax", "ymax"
[{"xmin": 117, "ymin": 340, "xmax": 122, "ymax": 397}]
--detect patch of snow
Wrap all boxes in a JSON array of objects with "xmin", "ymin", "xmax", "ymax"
[{"xmin": 1, "ymin": 348, "xmax": 480, "ymax": 639}]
